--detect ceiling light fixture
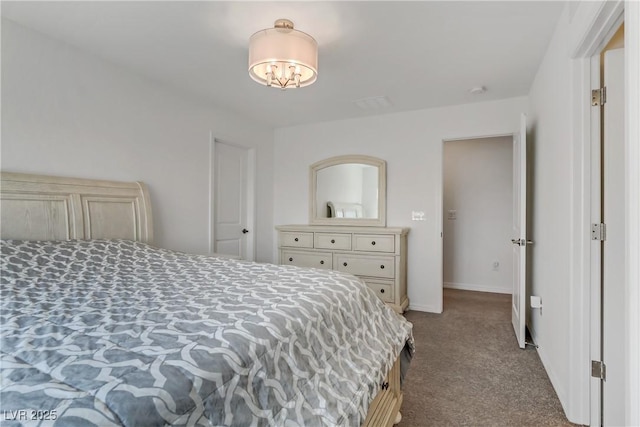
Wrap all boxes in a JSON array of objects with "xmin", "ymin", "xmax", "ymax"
[{"xmin": 248, "ymin": 19, "xmax": 318, "ymax": 90}]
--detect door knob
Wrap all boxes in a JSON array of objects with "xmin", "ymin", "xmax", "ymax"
[
  {"xmin": 511, "ymin": 238, "xmax": 533, "ymax": 246},
  {"xmin": 242, "ymin": 228, "xmax": 249, "ymax": 234}
]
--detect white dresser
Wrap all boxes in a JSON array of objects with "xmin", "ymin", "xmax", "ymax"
[{"xmin": 276, "ymin": 225, "xmax": 409, "ymax": 313}]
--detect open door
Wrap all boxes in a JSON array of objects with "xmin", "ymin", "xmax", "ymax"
[
  {"xmin": 601, "ymin": 47, "xmax": 626, "ymax": 427},
  {"xmin": 511, "ymin": 113, "xmax": 528, "ymax": 349}
]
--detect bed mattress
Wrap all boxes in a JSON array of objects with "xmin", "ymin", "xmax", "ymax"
[{"xmin": 0, "ymin": 239, "xmax": 413, "ymax": 426}]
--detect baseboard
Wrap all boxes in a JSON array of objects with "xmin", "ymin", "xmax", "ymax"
[
  {"xmin": 443, "ymin": 281, "xmax": 511, "ymax": 295},
  {"xmin": 528, "ymin": 327, "xmax": 571, "ymax": 422},
  {"xmin": 408, "ymin": 303, "xmax": 442, "ymax": 313}
]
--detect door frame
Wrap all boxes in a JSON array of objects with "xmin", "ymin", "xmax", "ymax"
[
  {"xmin": 209, "ymin": 134, "xmax": 256, "ymax": 261},
  {"xmin": 439, "ymin": 131, "xmax": 516, "ymax": 316},
  {"xmin": 568, "ymin": 1, "xmax": 639, "ymax": 425}
]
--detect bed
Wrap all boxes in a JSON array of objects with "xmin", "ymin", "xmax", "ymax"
[
  {"xmin": 0, "ymin": 172, "xmax": 414, "ymax": 426},
  {"xmin": 326, "ymin": 202, "xmax": 363, "ymax": 219}
]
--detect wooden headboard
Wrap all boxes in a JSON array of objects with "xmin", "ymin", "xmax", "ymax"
[{"xmin": 0, "ymin": 172, "xmax": 153, "ymax": 243}]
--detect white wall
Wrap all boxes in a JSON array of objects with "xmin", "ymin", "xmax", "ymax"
[
  {"xmin": 443, "ymin": 136, "xmax": 513, "ymax": 294},
  {"xmin": 273, "ymin": 96, "xmax": 528, "ymax": 313},
  {"xmin": 1, "ymin": 19, "xmax": 275, "ymax": 261},
  {"xmin": 526, "ymin": 4, "xmax": 576, "ymax": 422}
]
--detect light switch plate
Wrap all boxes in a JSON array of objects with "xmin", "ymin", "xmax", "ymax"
[{"xmin": 411, "ymin": 211, "xmax": 426, "ymax": 221}]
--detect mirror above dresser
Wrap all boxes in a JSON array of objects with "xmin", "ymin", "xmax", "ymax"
[{"xmin": 309, "ymin": 155, "xmax": 386, "ymax": 227}]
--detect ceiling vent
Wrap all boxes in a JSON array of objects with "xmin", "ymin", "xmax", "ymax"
[{"xmin": 353, "ymin": 95, "xmax": 393, "ymax": 111}]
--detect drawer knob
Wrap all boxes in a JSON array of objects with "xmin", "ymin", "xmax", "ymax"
[
  {"xmin": 380, "ymin": 289, "xmax": 385, "ymax": 294},
  {"xmin": 320, "ymin": 260, "xmax": 324, "ymax": 265},
  {"xmin": 343, "ymin": 262, "xmax": 348, "ymax": 267},
  {"xmin": 289, "ymin": 257, "xmax": 293, "ymax": 262},
  {"xmin": 294, "ymin": 237, "xmax": 299, "ymax": 242},
  {"xmin": 380, "ymin": 265, "xmax": 385, "ymax": 269},
  {"xmin": 371, "ymin": 241, "xmax": 376, "ymax": 245},
  {"xmin": 331, "ymin": 239, "xmax": 336, "ymax": 244}
]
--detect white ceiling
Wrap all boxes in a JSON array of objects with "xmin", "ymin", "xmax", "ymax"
[{"xmin": 2, "ymin": 1, "xmax": 565, "ymax": 128}]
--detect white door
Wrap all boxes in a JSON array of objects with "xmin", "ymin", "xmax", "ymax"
[
  {"xmin": 212, "ymin": 141, "xmax": 253, "ymax": 260},
  {"xmin": 511, "ymin": 113, "xmax": 527, "ymax": 349},
  {"xmin": 602, "ymin": 47, "xmax": 625, "ymax": 427}
]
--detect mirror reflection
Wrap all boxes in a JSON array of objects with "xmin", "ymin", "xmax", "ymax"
[
  {"xmin": 310, "ymin": 155, "xmax": 386, "ymax": 226},
  {"xmin": 316, "ymin": 164, "xmax": 379, "ymax": 219}
]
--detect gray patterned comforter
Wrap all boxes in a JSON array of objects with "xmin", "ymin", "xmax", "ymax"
[{"xmin": 0, "ymin": 240, "xmax": 413, "ymax": 426}]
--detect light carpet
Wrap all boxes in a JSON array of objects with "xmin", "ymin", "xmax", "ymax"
[{"xmin": 397, "ymin": 289, "xmax": 577, "ymax": 426}]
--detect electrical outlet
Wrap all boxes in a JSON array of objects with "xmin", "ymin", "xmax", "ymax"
[{"xmin": 492, "ymin": 261, "xmax": 500, "ymax": 271}]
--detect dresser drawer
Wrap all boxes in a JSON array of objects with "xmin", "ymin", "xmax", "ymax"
[
  {"xmin": 282, "ymin": 250, "xmax": 332, "ymax": 269},
  {"xmin": 334, "ymin": 254, "xmax": 395, "ymax": 279},
  {"xmin": 353, "ymin": 234, "xmax": 395, "ymax": 253},
  {"xmin": 314, "ymin": 233, "xmax": 352, "ymax": 250},
  {"xmin": 277, "ymin": 225, "xmax": 409, "ymax": 314},
  {"xmin": 280, "ymin": 232, "xmax": 314, "ymax": 248},
  {"xmin": 363, "ymin": 279, "xmax": 395, "ymax": 303}
]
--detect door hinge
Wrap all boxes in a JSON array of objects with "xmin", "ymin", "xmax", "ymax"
[
  {"xmin": 591, "ymin": 223, "xmax": 607, "ymax": 241},
  {"xmin": 592, "ymin": 87, "xmax": 607, "ymax": 106},
  {"xmin": 591, "ymin": 360, "xmax": 606, "ymax": 380}
]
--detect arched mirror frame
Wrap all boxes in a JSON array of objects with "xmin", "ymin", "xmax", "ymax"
[{"xmin": 309, "ymin": 154, "xmax": 386, "ymax": 227}]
